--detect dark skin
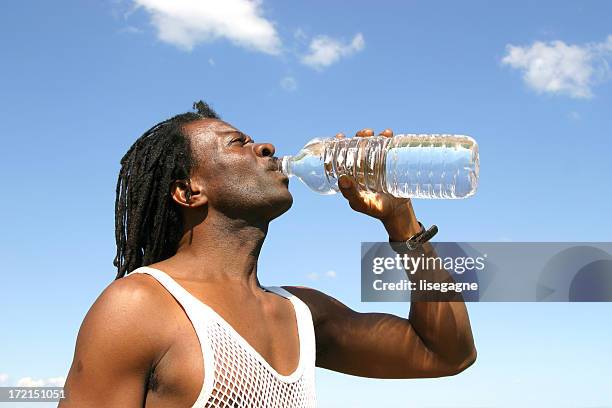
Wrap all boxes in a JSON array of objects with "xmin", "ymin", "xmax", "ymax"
[{"xmin": 60, "ymin": 120, "xmax": 476, "ymax": 407}]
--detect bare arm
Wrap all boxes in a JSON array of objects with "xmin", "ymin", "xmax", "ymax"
[
  {"xmin": 380, "ymin": 196, "xmax": 477, "ymax": 374},
  {"xmin": 285, "ymin": 284, "xmax": 475, "ymax": 379},
  {"xmin": 284, "ymin": 128, "xmax": 476, "ymax": 379},
  {"xmin": 59, "ymin": 275, "xmax": 169, "ymax": 407}
]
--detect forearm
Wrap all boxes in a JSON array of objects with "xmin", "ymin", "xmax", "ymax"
[
  {"xmin": 382, "ymin": 203, "xmax": 476, "ymax": 368},
  {"xmin": 407, "ymin": 243, "xmax": 476, "ymax": 367}
]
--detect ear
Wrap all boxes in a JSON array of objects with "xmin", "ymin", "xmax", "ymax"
[{"xmin": 170, "ymin": 179, "xmax": 208, "ymax": 208}]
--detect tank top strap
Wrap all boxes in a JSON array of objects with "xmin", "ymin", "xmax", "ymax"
[
  {"xmin": 129, "ymin": 266, "xmax": 216, "ymax": 407},
  {"xmin": 131, "ymin": 266, "xmax": 201, "ymax": 310},
  {"xmin": 264, "ymin": 286, "xmax": 317, "ymax": 366}
]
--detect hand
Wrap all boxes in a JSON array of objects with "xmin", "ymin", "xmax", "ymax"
[{"xmin": 336, "ymin": 128, "xmax": 422, "ymax": 240}]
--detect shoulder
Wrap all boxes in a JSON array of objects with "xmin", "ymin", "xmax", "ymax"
[
  {"xmin": 93, "ymin": 272, "xmax": 174, "ymax": 322},
  {"xmin": 76, "ymin": 272, "xmax": 180, "ymax": 364},
  {"xmin": 61, "ymin": 272, "xmax": 184, "ymax": 406}
]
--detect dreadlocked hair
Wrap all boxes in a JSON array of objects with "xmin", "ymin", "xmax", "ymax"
[{"xmin": 113, "ymin": 101, "xmax": 220, "ymax": 279}]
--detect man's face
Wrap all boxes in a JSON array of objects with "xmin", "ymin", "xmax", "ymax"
[{"xmin": 183, "ymin": 118, "xmax": 292, "ymax": 221}]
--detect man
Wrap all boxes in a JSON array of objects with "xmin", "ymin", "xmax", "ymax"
[{"xmin": 60, "ymin": 101, "xmax": 476, "ymax": 407}]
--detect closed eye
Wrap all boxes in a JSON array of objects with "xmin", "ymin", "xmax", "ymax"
[{"xmin": 229, "ymin": 133, "xmax": 254, "ymax": 145}]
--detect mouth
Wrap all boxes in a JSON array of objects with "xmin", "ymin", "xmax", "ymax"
[
  {"xmin": 277, "ymin": 170, "xmax": 289, "ymax": 183},
  {"xmin": 266, "ymin": 158, "xmax": 289, "ymax": 184}
]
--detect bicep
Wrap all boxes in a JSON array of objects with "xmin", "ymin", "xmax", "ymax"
[
  {"xmin": 285, "ymin": 286, "xmax": 457, "ymax": 379},
  {"xmin": 60, "ymin": 277, "xmax": 167, "ymax": 407},
  {"xmin": 317, "ymin": 309, "xmax": 453, "ymax": 378}
]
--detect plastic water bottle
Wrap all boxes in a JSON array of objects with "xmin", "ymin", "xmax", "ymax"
[{"xmin": 279, "ymin": 134, "xmax": 479, "ymax": 199}]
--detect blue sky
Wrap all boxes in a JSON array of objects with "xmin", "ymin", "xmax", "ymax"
[{"xmin": 1, "ymin": 1, "xmax": 611, "ymax": 406}]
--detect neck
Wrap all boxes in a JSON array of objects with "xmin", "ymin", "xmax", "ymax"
[{"xmin": 171, "ymin": 209, "xmax": 269, "ymax": 289}]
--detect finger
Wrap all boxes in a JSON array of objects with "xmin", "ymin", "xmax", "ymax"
[
  {"xmin": 379, "ymin": 128, "xmax": 394, "ymax": 138},
  {"xmin": 338, "ymin": 175, "xmax": 361, "ymax": 205},
  {"xmin": 359, "ymin": 191, "xmax": 386, "ymax": 213},
  {"xmin": 335, "ymin": 132, "xmax": 346, "ymax": 139},
  {"xmin": 356, "ymin": 128, "xmax": 375, "ymax": 138}
]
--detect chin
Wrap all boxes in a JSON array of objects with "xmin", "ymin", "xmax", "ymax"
[{"xmin": 268, "ymin": 190, "xmax": 293, "ymax": 220}]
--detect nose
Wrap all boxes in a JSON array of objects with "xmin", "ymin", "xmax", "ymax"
[{"xmin": 254, "ymin": 142, "xmax": 275, "ymax": 158}]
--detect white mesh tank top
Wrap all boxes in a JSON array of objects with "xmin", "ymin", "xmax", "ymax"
[{"xmin": 131, "ymin": 266, "xmax": 317, "ymax": 408}]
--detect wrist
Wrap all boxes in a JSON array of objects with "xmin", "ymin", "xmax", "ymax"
[
  {"xmin": 382, "ymin": 203, "xmax": 421, "ymax": 241},
  {"xmin": 385, "ymin": 221, "xmax": 422, "ymax": 241}
]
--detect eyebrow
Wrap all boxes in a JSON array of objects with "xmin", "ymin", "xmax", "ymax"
[
  {"xmin": 217, "ymin": 129, "xmax": 241, "ymax": 135},
  {"xmin": 218, "ymin": 129, "xmax": 249, "ymax": 138}
]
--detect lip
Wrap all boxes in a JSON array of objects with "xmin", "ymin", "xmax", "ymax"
[
  {"xmin": 266, "ymin": 158, "xmax": 280, "ymax": 172},
  {"xmin": 265, "ymin": 158, "xmax": 288, "ymax": 184},
  {"xmin": 274, "ymin": 168, "xmax": 289, "ymax": 181},
  {"xmin": 280, "ymin": 173, "xmax": 289, "ymax": 186}
]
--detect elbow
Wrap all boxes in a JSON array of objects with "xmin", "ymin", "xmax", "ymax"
[
  {"xmin": 457, "ymin": 347, "xmax": 477, "ymax": 373},
  {"xmin": 444, "ymin": 347, "xmax": 477, "ymax": 376},
  {"xmin": 429, "ymin": 345, "xmax": 476, "ymax": 378}
]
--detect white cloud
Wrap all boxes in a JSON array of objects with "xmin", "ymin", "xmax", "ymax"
[
  {"xmin": 119, "ymin": 25, "xmax": 143, "ymax": 34},
  {"xmin": 301, "ymin": 33, "xmax": 365, "ymax": 70},
  {"xmin": 16, "ymin": 377, "xmax": 65, "ymax": 387},
  {"xmin": 306, "ymin": 272, "xmax": 319, "ymax": 281},
  {"xmin": 280, "ymin": 76, "xmax": 297, "ymax": 91},
  {"xmin": 502, "ymin": 35, "xmax": 612, "ymax": 98},
  {"xmin": 132, "ymin": 0, "xmax": 282, "ymax": 54},
  {"xmin": 46, "ymin": 377, "xmax": 66, "ymax": 387},
  {"xmin": 568, "ymin": 111, "xmax": 581, "ymax": 120},
  {"xmin": 208, "ymin": 57, "xmax": 215, "ymax": 66},
  {"xmin": 0, "ymin": 373, "xmax": 8, "ymax": 384},
  {"xmin": 306, "ymin": 270, "xmax": 337, "ymax": 280}
]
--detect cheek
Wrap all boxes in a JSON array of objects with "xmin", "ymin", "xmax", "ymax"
[
  {"xmin": 197, "ymin": 151, "xmax": 270, "ymax": 205},
  {"xmin": 206, "ymin": 166, "xmax": 264, "ymax": 204},
  {"xmin": 198, "ymin": 153, "xmax": 245, "ymax": 187},
  {"xmin": 217, "ymin": 153, "xmax": 264, "ymax": 186}
]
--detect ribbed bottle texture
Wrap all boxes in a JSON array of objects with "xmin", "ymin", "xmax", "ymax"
[{"xmin": 280, "ymin": 134, "xmax": 479, "ymax": 199}]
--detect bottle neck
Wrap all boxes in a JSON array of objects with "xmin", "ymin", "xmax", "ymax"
[{"xmin": 279, "ymin": 155, "xmax": 292, "ymax": 176}]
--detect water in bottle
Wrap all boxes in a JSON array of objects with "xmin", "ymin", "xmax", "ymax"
[{"xmin": 279, "ymin": 134, "xmax": 479, "ymax": 199}]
